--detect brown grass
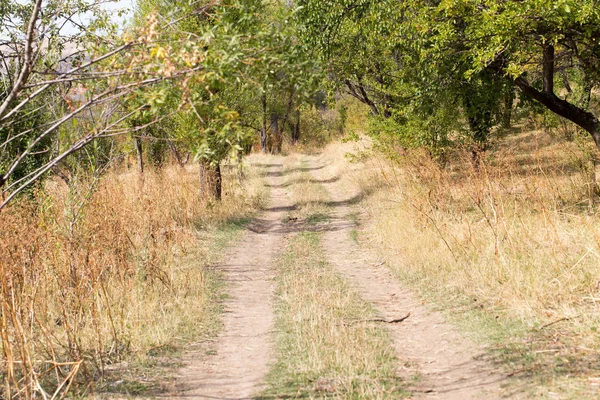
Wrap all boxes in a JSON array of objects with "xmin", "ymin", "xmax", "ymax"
[
  {"xmin": 0, "ymin": 160, "xmax": 266, "ymax": 398},
  {"xmin": 262, "ymin": 153, "xmax": 404, "ymax": 398},
  {"xmin": 320, "ymin": 128, "xmax": 600, "ymax": 397}
]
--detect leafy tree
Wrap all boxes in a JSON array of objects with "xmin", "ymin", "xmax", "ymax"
[
  {"xmin": 455, "ymin": 0, "xmax": 600, "ymax": 148},
  {"xmin": 0, "ymin": 0, "xmax": 198, "ymax": 208},
  {"xmin": 216, "ymin": 1, "xmax": 322, "ymax": 153},
  {"xmin": 296, "ymin": 0, "xmax": 505, "ymax": 158},
  {"xmin": 297, "ymin": 0, "xmax": 600, "ymax": 156}
]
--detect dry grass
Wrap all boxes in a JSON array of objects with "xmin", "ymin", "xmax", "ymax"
[
  {"xmin": 264, "ymin": 232, "xmax": 404, "ymax": 399},
  {"xmin": 0, "ymin": 159, "xmax": 267, "ymax": 398},
  {"xmin": 263, "ymin": 154, "xmax": 404, "ymax": 398},
  {"xmin": 319, "ymin": 130, "xmax": 600, "ymax": 397},
  {"xmin": 280, "ymin": 154, "xmax": 330, "ymax": 223}
]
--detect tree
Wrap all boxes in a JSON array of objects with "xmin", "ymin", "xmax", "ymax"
[
  {"xmin": 215, "ymin": 1, "xmax": 322, "ymax": 154},
  {"xmin": 0, "ymin": 0, "xmax": 209, "ymax": 208},
  {"xmin": 296, "ymin": 0, "xmax": 508, "ymax": 158},
  {"xmin": 402, "ymin": 0, "xmax": 600, "ymax": 149}
]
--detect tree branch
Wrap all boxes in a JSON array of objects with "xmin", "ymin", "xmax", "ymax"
[
  {"xmin": 0, "ymin": 0, "xmax": 43, "ymax": 118},
  {"xmin": 514, "ymin": 75, "xmax": 600, "ymax": 148}
]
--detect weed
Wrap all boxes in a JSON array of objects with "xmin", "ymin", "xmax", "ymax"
[
  {"xmin": 305, "ymin": 212, "xmax": 329, "ymax": 225},
  {"xmin": 0, "ymin": 156, "xmax": 266, "ymax": 397},
  {"xmin": 317, "ymin": 131, "xmax": 600, "ymax": 397},
  {"xmin": 349, "ymin": 229, "xmax": 359, "ymax": 243}
]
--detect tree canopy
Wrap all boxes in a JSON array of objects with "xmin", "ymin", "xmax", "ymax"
[
  {"xmin": 297, "ymin": 0, "xmax": 600, "ymax": 155},
  {"xmin": 2, "ymin": 0, "xmax": 600, "ymax": 207}
]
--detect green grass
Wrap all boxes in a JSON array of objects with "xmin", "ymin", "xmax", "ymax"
[
  {"xmin": 306, "ymin": 211, "xmax": 330, "ymax": 225},
  {"xmin": 262, "ymin": 231, "xmax": 406, "ymax": 399},
  {"xmin": 346, "ymin": 211, "xmax": 360, "ymax": 226},
  {"xmin": 349, "ymin": 229, "xmax": 359, "ymax": 243}
]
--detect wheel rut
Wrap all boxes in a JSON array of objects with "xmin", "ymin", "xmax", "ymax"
[
  {"xmin": 167, "ymin": 159, "xmax": 290, "ymax": 400},
  {"xmin": 306, "ymin": 154, "xmax": 506, "ymax": 400},
  {"xmin": 164, "ymin": 153, "xmax": 506, "ymax": 400}
]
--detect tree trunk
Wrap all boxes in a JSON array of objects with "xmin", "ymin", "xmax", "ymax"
[
  {"xmin": 214, "ymin": 162, "xmax": 222, "ymax": 200},
  {"xmin": 291, "ymin": 108, "xmax": 301, "ymax": 143},
  {"xmin": 560, "ymin": 70, "xmax": 573, "ymax": 96},
  {"xmin": 236, "ymin": 148, "xmax": 244, "ymax": 184},
  {"xmin": 271, "ymin": 114, "xmax": 281, "ymax": 154},
  {"xmin": 199, "ymin": 161, "xmax": 222, "ymax": 201},
  {"xmin": 260, "ymin": 91, "xmax": 268, "ymax": 153},
  {"xmin": 502, "ymin": 87, "xmax": 515, "ymax": 129},
  {"xmin": 134, "ymin": 136, "xmax": 144, "ymax": 174},
  {"xmin": 515, "ymin": 76, "xmax": 600, "ymax": 149},
  {"xmin": 296, "ymin": 109, "xmax": 301, "ymax": 142},
  {"xmin": 463, "ymin": 89, "xmax": 491, "ymax": 169},
  {"xmin": 502, "ymin": 44, "xmax": 600, "ymax": 149},
  {"xmin": 200, "ymin": 160, "xmax": 207, "ymax": 199},
  {"xmin": 168, "ymin": 140, "xmax": 185, "ymax": 167},
  {"xmin": 344, "ymin": 78, "xmax": 380, "ymax": 116}
]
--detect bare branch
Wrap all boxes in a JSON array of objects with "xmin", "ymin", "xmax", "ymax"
[
  {"xmin": 0, "ymin": 43, "xmax": 134, "ymax": 123},
  {"xmin": 0, "ymin": 0, "xmax": 44, "ymax": 118}
]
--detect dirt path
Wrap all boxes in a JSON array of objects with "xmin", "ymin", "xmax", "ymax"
[
  {"xmin": 167, "ymin": 160, "xmax": 290, "ymax": 400},
  {"xmin": 307, "ymin": 154, "xmax": 506, "ymax": 400},
  {"xmin": 164, "ymin": 153, "xmax": 505, "ymax": 400}
]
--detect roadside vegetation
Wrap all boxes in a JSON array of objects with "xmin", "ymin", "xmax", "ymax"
[
  {"xmin": 318, "ymin": 126, "xmax": 600, "ymax": 397},
  {"xmin": 0, "ymin": 161, "xmax": 267, "ymax": 397},
  {"xmin": 3, "ymin": 0, "xmax": 600, "ymax": 398}
]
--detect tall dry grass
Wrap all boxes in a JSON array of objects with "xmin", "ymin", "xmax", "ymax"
[
  {"xmin": 0, "ymin": 161, "xmax": 266, "ymax": 398},
  {"xmin": 363, "ymin": 131, "xmax": 600, "ymax": 325},
  {"xmin": 321, "ymin": 129, "xmax": 600, "ymax": 394}
]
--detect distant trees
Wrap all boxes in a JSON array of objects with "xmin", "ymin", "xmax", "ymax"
[
  {"xmin": 128, "ymin": 0, "xmax": 323, "ymax": 198},
  {"xmin": 212, "ymin": 1, "xmax": 322, "ymax": 154}
]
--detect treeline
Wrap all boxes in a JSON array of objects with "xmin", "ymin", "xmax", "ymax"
[
  {"xmin": 0, "ymin": 0, "xmax": 329, "ymax": 207},
  {"xmin": 2, "ymin": 0, "xmax": 600, "ymax": 208},
  {"xmin": 296, "ymin": 0, "xmax": 600, "ymax": 165}
]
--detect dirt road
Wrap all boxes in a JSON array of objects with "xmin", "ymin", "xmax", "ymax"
[
  {"xmin": 166, "ymin": 154, "xmax": 505, "ymax": 399},
  {"xmin": 168, "ymin": 160, "xmax": 290, "ymax": 399},
  {"xmin": 308, "ymin": 153, "xmax": 504, "ymax": 399}
]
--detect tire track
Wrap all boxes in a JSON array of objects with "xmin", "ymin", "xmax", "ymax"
[
  {"xmin": 167, "ymin": 159, "xmax": 290, "ymax": 400},
  {"xmin": 307, "ymin": 153, "xmax": 505, "ymax": 400}
]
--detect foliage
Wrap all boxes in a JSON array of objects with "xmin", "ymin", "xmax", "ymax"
[
  {"xmin": 0, "ymin": 95, "xmax": 54, "ymax": 191},
  {"xmin": 296, "ymin": 0, "xmax": 600, "ymax": 155}
]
